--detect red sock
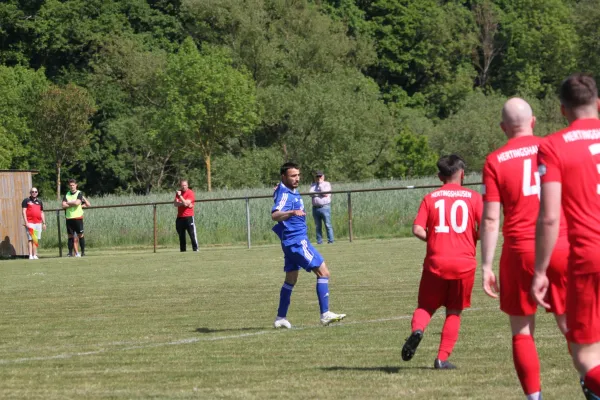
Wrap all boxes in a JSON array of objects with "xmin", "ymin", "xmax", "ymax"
[
  {"xmin": 437, "ymin": 314, "xmax": 461, "ymax": 361},
  {"xmin": 584, "ymin": 365, "xmax": 600, "ymax": 396},
  {"xmin": 512, "ymin": 334, "xmax": 541, "ymax": 395},
  {"xmin": 411, "ymin": 308, "xmax": 432, "ymax": 332}
]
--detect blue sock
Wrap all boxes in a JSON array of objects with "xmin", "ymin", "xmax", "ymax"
[
  {"xmin": 277, "ymin": 282, "xmax": 294, "ymax": 318},
  {"xmin": 316, "ymin": 277, "xmax": 329, "ymax": 314}
]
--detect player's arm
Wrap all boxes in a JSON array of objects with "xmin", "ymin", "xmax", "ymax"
[
  {"xmin": 61, "ymin": 195, "xmax": 70, "ymax": 209},
  {"xmin": 412, "ymin": 197, "xmax": 428, "ymax": 242},
  {"xmin": 81, "ymin": 194, "xmax": 90, "ymax": 208},
  {"xmin": 180, "ymin": 196, "xmax": 192, "ymax": 208},
  {"xmin": 412, "ymin": 224, "xmax": 427, "ymax": 241},
  {"xmin": 173, "ymin": 191, "xmax": 185, "ymax": 207},
  {"xmin": 321, "ymin": 182, "xmax": 332, "ymax": 198},
  {"xmin": 271, "ymin": 210, "xmax": 305, "ymax": 221},
  {"xmin": 531, "ymin": 182, "xmax": 561, "ymax": 308},
  {"xmin": 22, "ymin": 204, "xmax": 28, "ymax": 226},
  {"xmin": 480, "ymin": 201, "xmax": 501, "ymax": 298}
]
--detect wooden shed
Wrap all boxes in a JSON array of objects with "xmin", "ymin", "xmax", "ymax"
[{"xmin": 0, "ymin": 170, "xmax": 38, "ymax": 258}]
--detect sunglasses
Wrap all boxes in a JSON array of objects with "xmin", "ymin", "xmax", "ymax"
[{"xmin": 30, "ymin": 191, "xmax": 38, "ymax": 193}]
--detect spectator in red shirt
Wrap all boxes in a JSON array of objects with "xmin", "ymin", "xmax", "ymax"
[
  {"xmin": 401, "ymin": 155, "xmax": 482, "ymax": 370},
  {"xmin": 533, "ymin": 73, "xmax": 600, "ymax": 399},
  {"xmin": 21, "ymin": 187, "xmax": 46, "ymax": 260},
  {"xmin": 174, "ymin": 180, "xmax": 198, "ymax": 252}
]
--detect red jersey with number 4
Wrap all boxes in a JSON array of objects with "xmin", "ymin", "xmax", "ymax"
[
  {"xmin": 414, "ymin": 183, "xmax": 483, "ymax": 279},
  {"xmin": 538, "ymin": 119, "xmax": 600, "ymax": 275},
  {"xmin": 482, "ymin": 135, "xmax": 568, "ymax": 250}
]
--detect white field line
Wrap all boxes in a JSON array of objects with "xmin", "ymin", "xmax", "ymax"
[{"xmin": 0, "ymin": 307, "xmax": 489, "ymax": 365}]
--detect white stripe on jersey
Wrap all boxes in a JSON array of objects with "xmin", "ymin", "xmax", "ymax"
[{"xmin": 276, "ymin": 192, "xmax": 288, "ymax": 211}]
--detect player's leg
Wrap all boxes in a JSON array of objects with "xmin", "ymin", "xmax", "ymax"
[
  {"xmin": 322, "ymin": 206, "xmax": 334, "ymax": 244},
  {"xmin": 500, "ymin": 248, "xmax": 542, "ymax": 399},
  {"xmin": 77, "ymin": 221, "xmax": 85, "ymax": 256},
  {"xmin": 274, "ymin": 261, "xmax": 299, "ymax": 329},
  {"xmin": 187, "ymin": 216, "xmax": 198, "ymax": 251},
  {"xmin": 66, "ymin": 220, "xmax": 75, "ymax": 256},
  {"xmin": 313, "ymin": 209, "xmax": 323, "ymax": 244},
  {"xmin": 25, "ymin": 225, "xmax": 33, "ymax": 259},
  {"xmin": 403, "ymin": 269, "xmax": 442, "ymax": 362},
  {"xmin": 313, "ymin": 262, "xmax": 346, "ymax": 326},
  {"xmin": 434, "ymin": 309, "xmax": 462, "ymax": 370},
  {"xmin": 434, "ymin": 273, "xmax": 474, "ymax": 369},
  {"xmin": 566, "ymin": 272, "xmax": 600, "ymax": 399},
  {"xmin": 33, "ymin": 224, "xmax": 41, "ymax": 258},
  {"xmin": 175, "ymin": 218, "xmax": 186, "ymax": 252},
  {"xmin": 572, "ymin": 343, "xmax": 600, "ymax": 400},
  {"xmin": 510, "ymin": 315, "xmax": 541, "ymax": 400}
]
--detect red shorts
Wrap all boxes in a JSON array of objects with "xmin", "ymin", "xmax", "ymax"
[
  {"xmin": 567, "ymin": 271, "xmax": 600, "ymax": 344},
  {"xmin": 499, "ymin": 244, "xmax": 567, "ymax": 316},
  {"xmin": 417, "ymin": 268, "xmax": 475, "ymax": 311}
]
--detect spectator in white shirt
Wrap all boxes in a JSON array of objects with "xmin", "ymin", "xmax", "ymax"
[{"xmin": 309, "ymin": 171, "xmax": 334, "ymax": 244}]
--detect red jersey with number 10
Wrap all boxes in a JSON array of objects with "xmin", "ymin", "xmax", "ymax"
[
  {"xmin": 414, "ymin": 183, "xmax": 483, "ymax": 279},
  {"xmin": 482, "ymin": 135, "xmax": 568, "ymax": 249},
  {"xmin": 538, "ymin": 119, "xmax": 600, "ymax": 274}
]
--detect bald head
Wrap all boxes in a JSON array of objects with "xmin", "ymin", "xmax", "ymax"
[{"xmin": 501, "ymin": 98, "xmax": 535, "ymax": 138}]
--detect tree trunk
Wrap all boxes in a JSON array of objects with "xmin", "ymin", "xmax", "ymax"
[
  {"xmin": 56, "ymin": 161, "xmax": 61, "ymax": 200},
  {"xmin": 205, "ymin": 153, "xmax": 212, "ymax": 192}
]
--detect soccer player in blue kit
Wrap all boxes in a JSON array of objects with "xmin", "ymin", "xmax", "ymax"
[{"xmin": 272, "ymin": 162, "xmax": 347, "ymax": 329}]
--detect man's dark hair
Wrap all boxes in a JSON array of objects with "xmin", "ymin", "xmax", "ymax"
[
  {"xmin": 559, "ymin": 73, "xmax": 598, "ymax": 109},
  {"xmin": 437, "ymin": 155, "xmax": 466, "ymax": 178},
  {"xmin": 68, "ymin": 178, "xmax": 77, "ymax": 184},
  {"xmin": 280, "ymin": 162, "xmax": 300, "ymax": 176}
]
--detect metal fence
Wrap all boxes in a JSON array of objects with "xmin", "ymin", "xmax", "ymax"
[{"xmin": 45, "ymin": 182, "xmax": 481, "ymax": 256}]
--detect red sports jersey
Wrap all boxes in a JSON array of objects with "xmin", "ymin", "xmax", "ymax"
[
  {"xmin": 21, "ymin": 197, "xmax": 44, "ymax": 223},
  {"xmin": 483, "ymin": 135, "xmax": 568, "ymax": 249},
  {"xmin": 175, "ymin": 189, "xmax": 195, "ymax": 218},
  {"xmin": 538, "ymin": 118, "xmax": 600, "ymax": 274},
  {"xmin": 414, "ymin": 183, "xmax": 483, "ymax": 279}
]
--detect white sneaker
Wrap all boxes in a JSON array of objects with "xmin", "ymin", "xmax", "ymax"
[
  {"xmin": 75, "ymin": 253, "xmax": 81, "ymax": 258},
  {"xmin": 33, "ymin": 255, "xmax": 39, "ymax": 260},
  {"xmin": 28, "ymin": 255, "xmax": 34, "ymax": 260},
  {"xmin": 320, "ymin": 311, "xmax": 346, "ymax": 326},
  {"xmin": 273, "ymin": 318, "xmax": 292, "ymax": 329}
]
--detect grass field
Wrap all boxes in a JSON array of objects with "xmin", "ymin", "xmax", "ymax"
[{"xmin": 0, "ymin": 239, "xmax": 578, "ymax": 399}]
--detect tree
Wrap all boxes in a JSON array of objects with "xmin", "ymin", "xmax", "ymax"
[
  {"xmin": 32, "ymin": 83, "xmax": 96, "ymax": 199},
  {"xmin": 472, "ymin": 0, "xmax": 502, "ymax": 89},
  {"xmin": 364, "ymin": 0, "xmax": 478, "ymax": 116},
  {"xmin": 0, "ymin": 65, "xmax": 49, "ymax": 169},
  {"xmin": 162, "ymin": 38, "xmax": 259, "ymax": 191},
  {"xmin": 573, "ymin": 0, "xmax": 600, "ymax": 74},
  {"xmin": 182, "ymin": 0, "xmax": 375, "ymax": 87},
  {"xmin": 493, "ymin": 0, "xmax": 578, "ymax": 97},
  {"xmin": 260, "ymin": 69, "xmax": 396, "ymax": 181}
]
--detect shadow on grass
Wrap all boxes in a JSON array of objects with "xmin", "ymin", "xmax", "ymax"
[
  {"xmin": 195, "ymin": 327, "xmax": 266, "ymax": 334},
  {"xmin": 322, "ymin": 366, "xmax": 434, "ymax": 374}
]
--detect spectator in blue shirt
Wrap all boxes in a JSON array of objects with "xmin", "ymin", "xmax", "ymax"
[
  {"xmin": 271, "ymin": 162, "xmax": 346, "ymax": 329},
  {"xmin": 309, "ymin": 170, "xmax": 334, "ymax": 244}
]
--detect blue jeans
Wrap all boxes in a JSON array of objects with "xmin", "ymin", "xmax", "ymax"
[{"xmin": 312, "ymin": 205, "xmax": 334, "ymax": 244}]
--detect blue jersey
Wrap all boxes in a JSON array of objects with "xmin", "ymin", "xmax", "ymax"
[{"xmin": 271, "ymin": 182, "xmax": 308, "ymax": 246}]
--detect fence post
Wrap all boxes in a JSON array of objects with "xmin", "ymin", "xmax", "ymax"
[
  {"xmin": 153, "ymin": 204, "xmax": 157, "ymax": 253},
  {"xmin": 56, "ymin": 209, "xmax": 63, "ymax": 257},
  {"xmin": 347, "ymin": 192, "xmax": 353, "ymax": 243},
  {"xmin": 245, "ymin": 197, "xmax": 251, "ymax": 249}
]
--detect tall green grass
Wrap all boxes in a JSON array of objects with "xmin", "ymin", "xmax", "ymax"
[{"xmin": 39, "ymin": 175, "xmax": 481, "ymax": 250}]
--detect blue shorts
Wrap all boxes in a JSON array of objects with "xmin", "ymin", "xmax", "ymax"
[{"xmin": 282, "ymin": 239, "xmax": 324, "ymax": 272}]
